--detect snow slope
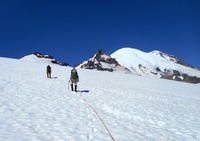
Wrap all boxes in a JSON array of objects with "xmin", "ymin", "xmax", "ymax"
[
  {"xmin": 111, "ymin": 48, "xmax": 200, "ymax": 77},
  {"xmin": 0, "ymin": 56, "xmax": 200, "ymax": 141},
  {"xmin": 20, "ymin": 54, "xmax": 53, "ymax": 64},
  {"xmin": 20, "ymin": 54, "xmax": 69, "ymax": 67}
]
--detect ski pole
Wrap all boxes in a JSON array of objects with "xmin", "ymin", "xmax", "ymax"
[{"xmin": 68, "ymin": 80, "xmax": 70, "ymax": 90}]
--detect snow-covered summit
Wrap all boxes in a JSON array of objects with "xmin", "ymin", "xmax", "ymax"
[{"xmin": 111, "ymin": 47, "xmax": 200, "ymax": 83}]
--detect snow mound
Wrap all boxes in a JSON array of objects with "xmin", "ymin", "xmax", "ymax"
[
  {"xmin": 20, "ymin": 53, "xmax": 69, "ymax": 66},
  {"xmin": 20, "ymin": 54, "xmax": 52, "ymax": 64}
]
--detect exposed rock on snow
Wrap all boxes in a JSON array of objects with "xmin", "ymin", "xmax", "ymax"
[
  {"xmin": 161, "ymin": 70, "xmax": 200, "ymax": 84},
  {"xmin": 77, "ymin": 49, "xmax": 131, "ymax": 73},
  {"xmin": 20, "ymin": 52, "xmax": 69, "ymax": 66}
]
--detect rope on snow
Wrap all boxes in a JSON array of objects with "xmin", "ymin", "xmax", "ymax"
[{"xmin": 79, "ymin": 92, "xmax": 115, "ymax": 141}]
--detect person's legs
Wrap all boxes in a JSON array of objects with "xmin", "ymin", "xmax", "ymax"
[
  {"xmin": 71, "ymin": 80, "xmax": 78, "ymax": 92},
  {"xmin": 75, "ymin": 81, "xmax": 77, "ymax": 92},
  {"xmin": 75, "ymin": 85, "xmax": 77, "ymax": 92},
  {"xmin": 71, "ymin": 83, "xmax": 73, "ymax": 91},
  {"xmin": 47, "ymin": 72, "xmax": 51, "ymax": 78},
  {"xmin": 71, "ymin": 79, "xmax": 75, "ymax": 91}
]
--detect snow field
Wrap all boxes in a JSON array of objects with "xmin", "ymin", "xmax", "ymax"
[
  {"xmin": 0, "ymin": 57, "xmax": 200, "ymax": 141},
  {"xmin": 80, "ymin": 70, "xmax": 200, "ymax": 140}
]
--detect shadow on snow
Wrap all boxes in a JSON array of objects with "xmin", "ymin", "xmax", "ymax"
[{"xmin": 77, "ymin": 90, "xmax": 89, "ymax": 93}]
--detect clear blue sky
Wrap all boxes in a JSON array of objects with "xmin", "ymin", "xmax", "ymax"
[{"xmin": 0, "ymin": 0, "xmax": 200, "ymax": 67}]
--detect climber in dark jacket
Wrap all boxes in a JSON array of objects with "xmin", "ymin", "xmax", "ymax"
[
  {"xmin": 46, "ymin": 65, "xmax": 51, "ymax": 78},
  {"xmin": 70, "ymin": 67, "xmax": 79, "ymax": 92}
]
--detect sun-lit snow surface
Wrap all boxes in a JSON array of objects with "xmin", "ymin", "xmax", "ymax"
[
  {"xmin": 111, "ymin": 47, "xmax": 200, "ymax": 77},
  {"xmin": 0, "ymin": 56, "xmax": 200, "ymax": 141},
  {"xmin": 20, "ymin": 54, "xmax": 53, "ymax": 64}
]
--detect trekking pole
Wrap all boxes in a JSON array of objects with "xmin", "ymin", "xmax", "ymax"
[{"xmin": 68, "ymin": 80, "xmax": 70, "ymax": 90}]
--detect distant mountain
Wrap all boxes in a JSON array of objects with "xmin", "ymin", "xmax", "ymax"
[
  {"xmin": 76, "ymin": 49, "xmax": 131, "ymax": 73},
  {"xmin": 19, "ymin": 49, "xmax": 200, "ymax": 84},
  {"xmin": 111, "ymin": 48, "xmax": 200, "ymax": 84},
  {"xmin": 20, "ymin": 52, "xmax": 69, "ymax": 66}
]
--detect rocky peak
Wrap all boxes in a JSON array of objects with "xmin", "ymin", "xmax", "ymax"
[{"xmin": 77, "ymin": 49, "xmax": 130, "ymax": 73}]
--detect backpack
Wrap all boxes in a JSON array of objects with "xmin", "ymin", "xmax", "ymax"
[
  {"xmin": 47, "ymin": 65, "xmax": 51, "ymax": 72},
  {"xmin": 71, "ymin": 69, "xmax": 78, "ymax": 79}
]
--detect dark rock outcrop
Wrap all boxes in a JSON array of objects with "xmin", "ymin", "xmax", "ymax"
[
  {"xmin": 34, "ymin": 52, "xmax": 69, "ymax": 67},
  {"xmin": 77, "ymin": 49, "xmax": 130, "ymax": 73},
  {"xmin": 161, "ymin": 70, "xmax": 200, "ymax": 84}
]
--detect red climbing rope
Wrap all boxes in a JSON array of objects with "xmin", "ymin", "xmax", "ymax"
[{"xmin": 80, "ymin": 92, "xmax": 115, "ymax": 141}]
